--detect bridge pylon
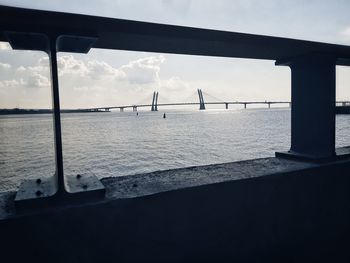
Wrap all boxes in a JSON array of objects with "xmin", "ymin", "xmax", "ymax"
[
  {"xmin": 197, "ymin": 89, "xmax": 206, "ymax": 110},
  {"xmin": 151, "ymin": 91, "xmax": 159, "ymax": 111},
  {"xmin": 155, "ymin": 92, "xmax": 158, "ymax": 111}
]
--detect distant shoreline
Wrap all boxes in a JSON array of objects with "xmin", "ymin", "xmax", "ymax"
[{"xmin": 0, "ymin": 108, "xmax": 107, "ymax": 115}]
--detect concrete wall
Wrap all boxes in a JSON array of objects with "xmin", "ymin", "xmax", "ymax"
[{"xmin": 1, "ymin": 160, "xmax": 350, "ymax": 262}]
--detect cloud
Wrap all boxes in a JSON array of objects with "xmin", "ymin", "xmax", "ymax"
[
  {"xmin": 27, "ymin": 55, "xmax": 127, "ymax": 81},
  {"xmin": 158, "ymin": 76, "xmax": 194, "ymax": 102},
  {"xmin": 1, "ymin": 59, "xmax": 49, "ymax": 90},
  {"xmin": 86, "ymin": 60, "xmax": 126, "ymax": 80},
  {"xmin": 13, "ymin": 60, "xmax": 50, "ymax": 89},
  {"xmin": 57, "ymin": 55, "xmax": 88, "ymax": 77},
  {"xmin": 0, "ymin": 53, "xmax": 169, "ymax": 108},
  {"xmin": 0, "ymin": 79, "xmax": 24, "ymax": 88},
  {"xmin": 0, "ymin": 62, "xmax": 11, "ymax": 70},
  {"xmin": 162, "ymin": 76, "xmax": 190, "ymax": 91},
  {"xmin": 0, "ymin": 42, "xmax": 11, "ymax": 50},
  {"xmin": 121, "ymin": 55, "xmax": 165, "ymax": 85},
  {"xmin": 6, "ymin": 54, "xmax": 165, "ymax": 89},
  {"xmin": 27, "ymin": 72, "xmax": 51, "ymax": 88}
]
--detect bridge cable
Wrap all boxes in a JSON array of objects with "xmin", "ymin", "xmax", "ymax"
[{"xmin": 201, "ymin": 91, "xmax": 226, "ymax": 102}]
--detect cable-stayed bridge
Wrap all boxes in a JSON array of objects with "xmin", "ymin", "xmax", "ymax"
[{"xmin": 83, "ymin": 89, "xmax": 293, "ymax": 112}]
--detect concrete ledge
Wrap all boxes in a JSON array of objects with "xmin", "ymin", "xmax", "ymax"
[
  {"xmin": 102, "ymin": 157, "xmax": 317, "ymax": 200},
  {"xmin": 1, "ymin": 156, "xmax": 350, "ymax": 262},
  {"xmin": 1, "ymin": 157, "xmax": 317, "ymax": 219}
]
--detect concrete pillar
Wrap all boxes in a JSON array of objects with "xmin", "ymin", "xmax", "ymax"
[
  {"xmin": 244, "ymin": 103, "xmax": 247, "ymax": 109},
  {"xmin": 276, "ymin": 54, "xmax": 336, "ymax": 159},
  {"xmin": 133, "ymin": 106, "xmax": 137, "ymax": 112},
  {"xmin": 268, "ymin": 102, "xmax": 271, "ymax": 109},
  {"xmin": 120, "ymin": 108, "xmax": 124, "ymax": 112},
  {"xmin": 225, "ymin": 103, "xmax": 228, "ymax": 109}
]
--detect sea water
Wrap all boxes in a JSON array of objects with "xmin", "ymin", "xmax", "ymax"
[{"xmin": 1, "ymin": 108, "xmax": 350, "ymax": 192}]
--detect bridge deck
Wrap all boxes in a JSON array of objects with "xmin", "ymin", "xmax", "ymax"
[
  {"xmin": 89, "ymin": 101, "xmax": 291, "ymax": 110},
  {"xmin": 88, "ymin": 101, "xmax": 350, "ymax": 111}
]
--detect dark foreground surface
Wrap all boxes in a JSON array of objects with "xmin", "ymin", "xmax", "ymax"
[{"xmin": 1, "ymin": 156, "xmax": 350, "ymax": 262}]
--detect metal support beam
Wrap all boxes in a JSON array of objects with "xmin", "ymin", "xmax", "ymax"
[
  {"xmin": 225, "ymin": 103, "xmax": 228, "ymax": 109},
  {"xmin": 244, "ymin": 103, "xmax": 247, "ymax": 109},
  {"xmin": 6, "ymin": 32, "xmax": 105, "ymax": 210},
  {"xmin": 120, "ymin": 108, "xmax": 124, "ymax": 112},
  {"xmin": 268, "ymin": 102, "xmax": 271, "ymax": 109},
  {"xmin": 133, "ymin": 106, "xmax": 137, "ymax": 112},
  {"xmin": 49, "ymin": 36, "xmax": 65, "ymax": 195},
  {"xmin": 276, "ymin": 54, "xmax": 336, "ymax": 160}
]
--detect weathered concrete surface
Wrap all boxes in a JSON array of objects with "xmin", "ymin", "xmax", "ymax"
[
  {"xmin": 1, "ymin": 157, "xmax": 350, "ymax": 262},
  {"xmin": 1, "ymin": 157, "xmax": 315, "ymax": 219},
  {"xmin": 102, "ymin": 157, "xmax": 317, "ymax": 199}
]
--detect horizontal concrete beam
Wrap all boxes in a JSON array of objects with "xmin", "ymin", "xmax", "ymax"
[{"xmin": 0, "ymin": 5, "xmax": 350, "ymax": 64}]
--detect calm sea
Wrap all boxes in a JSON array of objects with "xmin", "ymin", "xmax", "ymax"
[{"xmin": 1, "ymin": 108, "xmax": 350, "ymax": 192}]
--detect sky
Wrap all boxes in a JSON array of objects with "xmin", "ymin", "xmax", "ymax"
[{"xmin": 0, "ymin": 0, "xmax": 350, "ymax": 109}]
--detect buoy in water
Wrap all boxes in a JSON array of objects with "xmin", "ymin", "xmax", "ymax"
[{"xmin": 163, "ymin": 113, "xmax": 166, "ymax": 118}]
